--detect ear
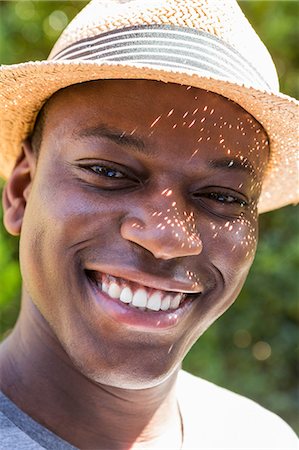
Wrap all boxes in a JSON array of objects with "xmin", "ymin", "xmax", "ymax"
[{"xmin": 2, "ymin": 139, "xmax": 37, "ymax": 236}]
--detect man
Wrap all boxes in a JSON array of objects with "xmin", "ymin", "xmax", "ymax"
[{"xmin": 0, "ymin": 1, "xmax": 298, "ymax": 449}]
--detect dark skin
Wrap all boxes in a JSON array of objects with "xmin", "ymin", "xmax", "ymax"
[{"xmin": 0, "ymin": 80, "xmax": 269, "ymax": 449}]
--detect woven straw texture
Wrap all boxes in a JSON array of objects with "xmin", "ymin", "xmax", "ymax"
[
  {"xmin": 50, "ymin": 0, "xmax": 278, "ymax": 91},
  {"xmin": 0, "ymin": 0, "xmax": 298, "ymax": 213}
]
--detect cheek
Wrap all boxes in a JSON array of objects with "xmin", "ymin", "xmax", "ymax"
[
  {"xmin": 18, "ymin": 175, "xmax": 118, "ymax": 303},
  {"xmin": 28, "ymin": 174, "xmax": 122, "ymax": 249},
  {"xmin": 20, "ymin": 167, "xmax": 136, "ymax": 307},
  {"xmin": 206, "ymin": 214, "xmax": 258, "ymax": 276}
]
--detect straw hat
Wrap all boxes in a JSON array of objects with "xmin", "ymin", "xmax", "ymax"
[{"xmin": 0, "ymin": 0, "xmax": 298, "ymax": 212}]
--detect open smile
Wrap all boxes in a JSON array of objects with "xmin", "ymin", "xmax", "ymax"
[
  {"xmin": 86, "ymin": 270, "xmax": 202, "ymax": 329},
  {"xmin": 89, "ymin": 271, "xmax": 198, "ymax": 311}
]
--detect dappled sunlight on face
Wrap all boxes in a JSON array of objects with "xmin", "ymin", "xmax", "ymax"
[
  {"xmin": 153, "ymin": 188, "xmax": 202, "ymax": 251},
  {"xmin": 120, "ymin": 185, "xmax": 203, "ymax": 266},
  {"xmin": 21, "ymin": 79, "xmax": 269, "ymax": 387},
  {"xmin": 118, "ymin": 89, "xmax": 267, "ymax": 285}
]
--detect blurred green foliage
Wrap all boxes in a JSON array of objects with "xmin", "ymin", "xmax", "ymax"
[{"xmin": 0, "ymin": 0, "xmax": 298, "ymax": 433}]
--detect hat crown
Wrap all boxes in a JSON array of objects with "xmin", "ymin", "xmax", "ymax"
[
  {"xmin": 49, "ymin": 0, "xmax": 279, "ymax": 92},
  {"xmin": 1, "ymin": 0, "xmax": 298, "ymax": 212}
]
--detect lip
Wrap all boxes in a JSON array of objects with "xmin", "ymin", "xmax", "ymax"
[
  {"xmin": 85, "ymin": 270, "xmax": 201, "ymax": 331},
  {"xmin": 84, "ymin": 264, "xmax": 204, "ymax": 294}
]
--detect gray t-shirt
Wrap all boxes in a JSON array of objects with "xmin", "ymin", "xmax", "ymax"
[
  {"xmin": 0, "ymin": 391, "xmax": 76, "ymax": 450},
  {"xmin": 1, "ymin": 371, "xmax": 298, "ymax": 449}
]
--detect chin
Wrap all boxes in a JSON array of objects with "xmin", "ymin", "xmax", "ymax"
[{"xmin": 64, "ymin": 338, "xmax": 183, "ymax": 390}]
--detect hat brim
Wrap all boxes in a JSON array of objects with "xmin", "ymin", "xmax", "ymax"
[{"xmin": 0, "ymin": 59, "xmax": 298, "ymax": 212}]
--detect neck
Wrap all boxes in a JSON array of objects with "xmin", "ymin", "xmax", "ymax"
[{"xmin": 0, "ymin": 297, "xmax": 183, "ymax": 449}]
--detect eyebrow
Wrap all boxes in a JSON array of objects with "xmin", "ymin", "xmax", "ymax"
[
  {"xmin": 73, "ymin": 123, "xmax": 151, "ymax": 155},
  {"xmin": 73, "ymin": 125, "xmax": 258, "ymax": 174},
  {"xmin": 208, "ymin": 157, "xmax": 256, "ymax": 175}
]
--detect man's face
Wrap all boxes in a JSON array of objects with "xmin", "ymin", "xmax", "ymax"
[{"xmin": 18, "ymin": 80, "xmax": 268, "ymax": 388}]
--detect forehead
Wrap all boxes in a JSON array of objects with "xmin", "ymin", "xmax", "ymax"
[
  {"xmin": 44, "ymin": 79, "xmax": 262, "ymax": 125},
  {"xmin": 41, "ymin": 79, "xmax": 269, "ymax": 167}
]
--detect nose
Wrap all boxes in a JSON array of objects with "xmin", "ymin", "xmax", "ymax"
[{"xmin": 120, "ymin": 189, "xmax": 203, "ymax": 260}]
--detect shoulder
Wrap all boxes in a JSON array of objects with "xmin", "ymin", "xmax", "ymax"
[
  {"xmin": 0, "ymin": 391, "xmax": 75, "ymax": 450},
  {"xmin": 177, "ymin": 370, "xmax": 298, "ymax": 450},
  {"xmin": 0, "ymin": 410, "xmax": 43, "ymax": 450}
]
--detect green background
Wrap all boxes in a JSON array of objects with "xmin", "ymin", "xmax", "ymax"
[{"xmin": 0, "ymin": 0, "xmax": 298, "ymax": 434}]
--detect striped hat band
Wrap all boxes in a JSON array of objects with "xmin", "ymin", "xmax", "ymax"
[{"xmin": 51, "ymin": 25, "xmax": 270, "ymax": 92}]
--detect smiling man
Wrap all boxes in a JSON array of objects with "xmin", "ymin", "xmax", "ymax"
[{"xmin": 0, "ymin": 1, "xmax": 298, "ymax": 449}]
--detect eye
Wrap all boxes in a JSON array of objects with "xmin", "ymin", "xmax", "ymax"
[
  {"xmin": 192, "ymin": 188, "xmax": 249, "ymax": 217},
  {"xmin": 90, "ymin": 165, "xmax": 125, "ymax": 178},
  {"xmin": 204, "ymin": 192, "xmax": 247, "ymax": 207},
  {"xmin": 76, "ymin": 160, "xmax": 141, "ymax": 191}
]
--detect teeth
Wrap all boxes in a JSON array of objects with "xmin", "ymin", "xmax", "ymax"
[
  {"xmin": 170, "ymin": 293, "xmax": 182, "ymax": 309},
  {"xmin": 132, "ymin": 289, "xmax": 148, "ymax": 307},
  {"xmin": 160, "ymin": 295, "xmax": 171, "ymax": 311},
  {"xmin": 119, "ymin": 287, "xmax": 133, "ymax": 304},
  {"xmin": 102, "ymin": 281, "xmax": 108, "ymax": 293},
  {"xmin": 108, "ymin": 282, "xmax": 121, "ymax": 299},
  {"xmin": 147, "ymin": 292, "xmax": 162, "ymax": 311},
  {"xmin": 100, "ymin": 275, "xmax": 187, "ymax": 311}
]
